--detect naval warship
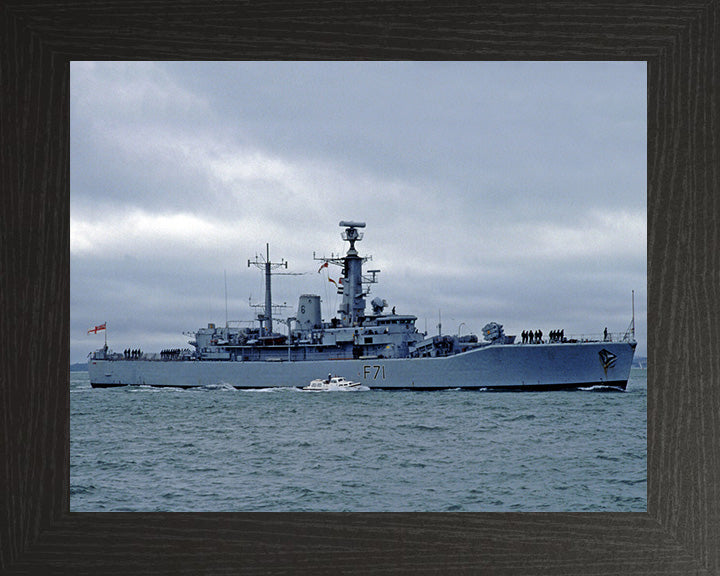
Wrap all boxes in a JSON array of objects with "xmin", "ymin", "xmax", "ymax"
[{"xmin": 89, "ymin": 220, "xmax": 637, "ymax": 390}]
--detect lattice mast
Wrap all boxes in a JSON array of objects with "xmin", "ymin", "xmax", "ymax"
[{"xmin": 248, "ymin": 243, "xmax": 288, "ymax": 334}]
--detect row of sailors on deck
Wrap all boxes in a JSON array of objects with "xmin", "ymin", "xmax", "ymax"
[
  {"xmin": 161, "ymin": 348, "xmax": 190, "ymax": 360},
  {"xmin": 522, "ymin": 329, "xmax": 565, "ymax": 344},
  {"xmin": 124, "ymin": 348, "xmax": 143, "ymax": 359},
  {"xmin": 522, "ymin": 330, "xmax": 542, "ymax": 344}
]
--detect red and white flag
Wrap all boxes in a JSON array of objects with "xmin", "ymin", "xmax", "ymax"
[
  {"xmin": 87, "ymin": 323, "xmax": 106, "ymax": 334},
  {"xmin": 317, "ymin": 262, "xmax": 329, "ymax": 273}
]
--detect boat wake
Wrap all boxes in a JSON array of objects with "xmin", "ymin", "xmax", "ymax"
[
  {"xmin": 128, "ymin": 385, "xmax": 185, "ymax": 393},
  {"xmin": 579, "ymin": 385, "xmax": 626, "ymax": 393},
  {"xmin": 241, "ymin": 387, "xmax": 302, "ymax": 393},
  {"xmin": 202, "ymin": 382, "xmax": 237, "ymax": 391},
  {"xmin": 301, "ymin": 384, "xmax": 370, "ymax": 392}
]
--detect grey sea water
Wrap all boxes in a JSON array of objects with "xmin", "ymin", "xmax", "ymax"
[{"xmin": 70, "ymin": 369, "xmax": 646, "ymax": 512}]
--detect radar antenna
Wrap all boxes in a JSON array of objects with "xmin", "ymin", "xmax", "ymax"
[{"xmin": 339, "ymin": 220, "xmax": 365, "ymax": 253}]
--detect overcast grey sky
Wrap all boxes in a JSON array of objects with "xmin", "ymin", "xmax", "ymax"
[{"xmin": 70, "ymin": 61, "xmax": 646, "ymax": 364}]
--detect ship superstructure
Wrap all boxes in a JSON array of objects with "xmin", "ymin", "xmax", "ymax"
[{"xmin": 89, "ymin": 221, "xmax": 637, "ymax": 390}]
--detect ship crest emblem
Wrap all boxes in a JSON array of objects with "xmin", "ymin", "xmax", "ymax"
[{"xmin": 599, "ymin": 349, "xmax": 617, "ymax": 374}]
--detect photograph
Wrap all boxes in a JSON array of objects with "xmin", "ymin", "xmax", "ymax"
[{"xmin": 70, "ymin": 61, "xmax": 647, "ymax": 512}]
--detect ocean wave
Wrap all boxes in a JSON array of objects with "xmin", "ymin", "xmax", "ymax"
[
  {"xmin": 597, "ymin": 454, "xmax": 620, "ymax": 462},
  {"xmin": 70, "ymin": 484, "xmax": 95, "ymax": 495},
  {"xmin": 396, "ymin": 423, "xmax": 447, "ymax": 432},
  {"xmin": 505, "ymin": 414, "xmax": 536, "ymax": 422}
]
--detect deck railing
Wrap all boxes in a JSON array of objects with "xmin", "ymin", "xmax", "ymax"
[{"xmin": 517, "ymin": 331, "xmax": 635, "ymax": 344}]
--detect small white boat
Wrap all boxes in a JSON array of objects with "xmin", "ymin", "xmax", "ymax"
[{"xmin": 303, "ymin": 375, "xmax": 361, "ymax": 391}]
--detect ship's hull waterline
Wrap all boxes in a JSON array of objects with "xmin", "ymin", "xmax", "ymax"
[{"xmin": 89, "ymin": 340, "xmax": 635, "ymax": 391}]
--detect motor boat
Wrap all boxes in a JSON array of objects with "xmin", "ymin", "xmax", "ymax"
[{"xmin": 303, "ymin": 375, "xmax": 361, "ymax": 391}]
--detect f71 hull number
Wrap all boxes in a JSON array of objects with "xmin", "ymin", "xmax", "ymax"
[{"xmin": 363, "ymin": 365, "xmax": 386, "ymax": 380}]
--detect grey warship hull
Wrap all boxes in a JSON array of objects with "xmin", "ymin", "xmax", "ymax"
[
  {"xmin": 89, "ymin": 340, "xmax": 635, "ymax": 390},
  {"xmin": 89, "ymin": 220, "xmax": 636, "ymax": 391}
]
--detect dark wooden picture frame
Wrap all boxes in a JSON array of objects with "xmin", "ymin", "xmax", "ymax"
[{"xmin": 2, "ymin": 2, "xmax": 718, "ymax": 574}]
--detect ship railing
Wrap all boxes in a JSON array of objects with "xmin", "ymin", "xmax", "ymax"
[
  {"xmin": 525, "ymin": 331, "xmax": 634, "ymax": 344},
  {"xmin": 561, "ymin": 332, "xmax": 632, "ymax": 343}
]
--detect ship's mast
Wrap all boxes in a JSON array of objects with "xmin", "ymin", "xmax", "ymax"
[
  {"xmin": 623, "ymin": 289, "xmax": 637, "ymax": 343},
  {"xmin": 248, "ymin": 244, "xmax": 287, "ymax": 335},
  {"xmin": 341, "ymin": 221, "xmax": 365, "ymax": 325},
  {"xmin": 224, "ymin": 269, "xmax": 228, "ymax": 328},
  {"xmin": 314, "ymin": 221, "xmax": 378, "ymax": 327}
]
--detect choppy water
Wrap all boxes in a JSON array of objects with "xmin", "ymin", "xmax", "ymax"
[{"xmin": 70, "ymin": 369, "xmax": 646, "ymax": 512}]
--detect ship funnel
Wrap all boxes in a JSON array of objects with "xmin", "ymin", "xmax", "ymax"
[{"xmin": 297, "ymin": 294, "xmax": 322, "ymax": 330}]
